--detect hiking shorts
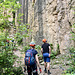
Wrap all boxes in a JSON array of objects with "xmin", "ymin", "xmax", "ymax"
[
  {"xmin": 43, "ymin": 57, "xmax": 50, "ymax": 62},
  {"xmin": 43, "ymin": 53, "xmax": 50, "ymax": 62},
  {"xmin": 27, "ymin": 64, "xmax": 38, "ymax": 75}
]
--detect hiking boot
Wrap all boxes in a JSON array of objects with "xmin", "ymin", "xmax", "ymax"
[
  {"xmin": 48, "ymin": 71, "xmax": 51, "ymax": 75},
  {"xmin": 44, "ymin": 69, "xmax": 47, "ymax": 73}
]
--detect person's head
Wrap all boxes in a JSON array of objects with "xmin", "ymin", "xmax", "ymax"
[
  {"xmin": 29, "ymin": 42, "xmax": 36, "ymax": 49},
  {"xmin": 42, "ymin": 39, "xmax": 47, "ymax": 43}
]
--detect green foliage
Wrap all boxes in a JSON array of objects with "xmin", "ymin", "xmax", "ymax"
[
  {"xmin": 14, "ymin": 23, "xmax": 30, "ymax": 45},
  {"xmin": 23, "ymin": 45, "xmax": 30, "ymax": 52},
  {"xmin": 0, "ymin": 0, "xmax": 24, "ymax": 74},
  {"xmin": 57, "ymin": 44, "xmax": 60, "ymax": 54},
  {"xmin": 0, "ymin": 32, "xmax": 24, "ymax": 74},
  {"xmin": 0, "ymin": 0, "xmax": 21, "ymax": 30},
  {"xmin": 13, "ymin": 66, "xmax": 24, "ymax": 75},
  {"xmin": 50, "ymin": 49, "xmax": 60, "ymax": 59},
  {"xmin": 65, "ymin": 47, "xmax": 75, "ymax": 74},
  {"xmin": 49, "ymin": 43, "xmax": 60, "ymax": 59},
  {"xmin": 35, "ymin": 45, "xmax": 41, "ymax": 51},
  {"xmin": 50, "ymin": 43, "xmax": 53, "ymax": 50},
  {"xmin": 62, "ymin": 73, "xmax": 75, "ymax": 75},
  {"xmin": 69, "ymin": 47, "xmax": 75, "ymax": 54},
  {"xmin": 66, "ymin": 17, "xmax": 75, "ymax": 74},
  {"xmin": 64, "ymin": 16, "xmax": 75, "ymax": 74},
  {"xmin": 70, "ymin": 23, "xmax": 75, "ymax": 41},
  {"xmin": 50, "ymin": 50, "xmax": 57, "ymax": 59},
  {"xmin": 0, "ymin": 0, "xmax": 4, "ymax": 3},
  {"xmin": 0, "ymin": 33, "xmax": 5, "ymax": 46},
  {"xmin": 0, "ymin": 45, "xmax": 18, "ymax": 74},
  {"xmin": 35, "ymin": 45, "xmax": 42, "ymax": 56},
  {"xmin": 66, "ymin": 7, "xmax": 75, "ymax": 74}
]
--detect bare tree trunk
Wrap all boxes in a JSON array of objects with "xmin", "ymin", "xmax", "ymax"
[
  {"xmin": 23, "ymin": 0, "xmax": 26, "ymax": 46},
  {"xmin": 23, "ymin": 0, "xmax": 25, "ymax": 24},
  {"xmin": 25, "ymin": 0, "xmax": 28, "ymax": 23},
  {"xmin": 19, "ymin": 0, "xmax": 29, "ymax": 46}
]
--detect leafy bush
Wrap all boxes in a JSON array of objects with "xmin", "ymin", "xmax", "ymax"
[
  {"xmin": 50, "ymin": 43, "xmax": 53, "ymax": 50},
  {"xmin": 13, "ymin": 66, "xmax": 24, "ymax": 75},
  {"xmin": 66, "ymin": 10, "xmax": 75, "ymax": 74},
  {"xmin": 57, "ymin": 44, "xmax": 60, "ymax": 54},
  {"xmin": 70, "ymin": 23, "xmax": 75, "ymax": 41},
  {"xmin": 50, "ymin": 50, "xmax": 58, "ymax": 59},
  {"xmin": 14, "ymin": 24, "xmax": 30, "ymax": 45},
  {"xmin": 0, "ymin": 33, "xmax": 6, "ymax": 46},
  {"xmin": 50, "ymin": 44, "xmax": 60, "ymax": 59},
  {"xmin": 0, "ymin": 0, "xmax": 24, "ymax": 74},
  {"xmin": 23, "ymin": 45, "xmax": 30, "ymax": 52},
  {"xmin": 65, "ymin": 47, "xmax": 75, "ymax": 74},
  {"xmin": 35, "ymin": 45, "xmax": 41, "ymax": 51},
  {"xmin": 65, "ymin": 19, "xmax": 75, "ymax": 74},
  {"xmin": 0, "ymin": 45, "xmax": 24, "ymax": 74}
]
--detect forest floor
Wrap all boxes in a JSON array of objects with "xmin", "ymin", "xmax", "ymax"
[{"xmin": 14, "ymin": 50, "xmax": 71, "ymax": 75}]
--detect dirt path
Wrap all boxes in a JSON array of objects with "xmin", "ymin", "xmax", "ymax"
[
  {"xmin": 14, "ymin": 50, "xmax": 70, "ymax": 75},
  {"xmin": 38, "ymin": 65, "xmax": 63, "ymax": 75},
  {"xmin": 24, "ymin": 63, "xmax": 66, "ymax": 75}
]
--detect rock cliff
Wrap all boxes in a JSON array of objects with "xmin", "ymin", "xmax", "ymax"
[{"xmin": 19, "ymin": 0, "xmax": 75, "ymax": 54}]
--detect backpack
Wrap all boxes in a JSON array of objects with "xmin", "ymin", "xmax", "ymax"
[{"xmin": 25, "ymin": 49, "xmax": 36, "ymax": 66}]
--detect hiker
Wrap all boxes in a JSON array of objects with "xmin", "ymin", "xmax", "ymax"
[
  {"xmin": 41, "ymin": 39, "xmax": 51, "ymax": 75},
  {"xmin": 24, "ymin": 42, "xmax": 42, "ymax": 75},
  {"xmin": 6, "ymin": 39, "xmax": 9, "ymax": 46}
]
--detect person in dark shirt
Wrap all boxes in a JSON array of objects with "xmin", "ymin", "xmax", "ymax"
[
  {"xmin": 24, "ymin": 42, "xmax": 42, "ymax": 75},
  {"xmin": 41, "ymin": 39, "xmax": 51, "ymax": 75}
]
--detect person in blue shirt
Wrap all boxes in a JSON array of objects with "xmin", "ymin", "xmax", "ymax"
[
  {"xmin": 41, "ymin": 39, "xmax": 51, "ymax": 75},
  {"xmin": 24, "ymin": 42, "xmax": 42, "ymax": 75}
]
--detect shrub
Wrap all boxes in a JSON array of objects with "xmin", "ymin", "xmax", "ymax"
[
  {"xmin": 23, "ymin": 45, "xmax": 30, "ymax": 52},
  {"xmin": 35, "ymin": 45, "xmax": 41, "ymax": 51},
  {"xmin": 65, "ymin": 47, "xmax": 75, "ymax": 74},
  {"xmin": 50, "ymin": 43, "xmax": 53, "ymax": 50}
]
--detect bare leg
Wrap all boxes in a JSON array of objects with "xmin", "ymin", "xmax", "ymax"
[
  {"xmin": 44, "ymin": 62, "xmax": 46, "ymax": 69},
  {"xmin": 44, "ymin": 62, "xmax": 47, "ymax": 73},
  {"xmin": 47, "ymin": 62, "xmax": 51, "ymax": 74},
  {"xmin": 47, "ymin": 62, "xmax": 50, "ymax": 71}
]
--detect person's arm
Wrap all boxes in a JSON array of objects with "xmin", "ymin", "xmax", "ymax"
[
  {"xmin": 35, "ymin": 54, "xmax": 42, "ymax": 73},
  {"xmin": 41, "ymin": 48, "xmax": 43, "ymax": 55},
  {"xmin": 24, "ymin": 61, "xmax": 26, "ymax": 72},
  {"xmin": 23, "ymin": 54, "xmax": 26, "ymax": 72},
  {"xmin": 35, "ymin": 54, "xmax": 40, "ymax": 67},
  {"xmin": 24, "ymin": 62, "xmax": 26, "ymax": 67},
  {"xmin": 49, "ymin": 46, "xmax": 51, "ymax": 57}
]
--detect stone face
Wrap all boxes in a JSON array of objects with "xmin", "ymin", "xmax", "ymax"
[{"xmin": 19, "ymin": 0, "xmax": 75, "ymax": 54}]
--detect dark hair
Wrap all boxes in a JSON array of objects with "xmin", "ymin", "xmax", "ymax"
[{"xmin": 30, "ymin": 46, "xmax": 35, "ymax": 48}]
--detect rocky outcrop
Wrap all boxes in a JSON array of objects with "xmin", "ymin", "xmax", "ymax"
[{"xmin": 19, "ymin": 0, "xmax": 75, "ymax": 54}]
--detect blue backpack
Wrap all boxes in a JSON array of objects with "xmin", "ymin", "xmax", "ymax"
[{"xmin": 25, "ymin": 49, "xmax": 36, "ymax": 66}]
